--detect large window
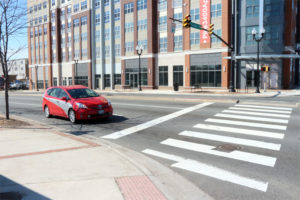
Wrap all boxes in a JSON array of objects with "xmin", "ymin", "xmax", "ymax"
[
  {"xmin": 159, "ymin": 66, "xmax": 168, "ymax": 86},
  {"xmin": 174, "ymin": 35, "xmax": 182, "ymax": 51},
  {"xmin": 81, "ymin": 16, "xmax": 87, "ymax": 26},
  {"xmin": 160, "ymin": 37, "xmax": 167, "ymax": 52},
  {"xmin": 125, "ymin": 68, "xmax": 148, "ymax": 86},
  {"xmin": 190, "ymin": 65, "xmax": 221, "ymax": 87},
  {"xmin": 104, "ymin": 11, "xmax": 110, "ymax": 23},
  {"xmin": 246, "ymin": 0, "xmax": 259, "ymax": 17},
  {"xmin": 264, "ymin": 0, "xmax": 280, "ymax": 17},
  {"xmin": 190, "ymin": 8, "xmax": 200, "ymax": 21},
  {"xmin": 114, "ymin": 74, "xmax": 121, "ymax": 85},
  {"xmin": 211, "ymin": 30, "xmax": 222, "ymax": 43},
  {"xmin": 211, "ymin": 4, "xmax": 222, "ymax": 18},
  {"xmin": 115, "ymin": 26, "xmax": 121, "ymax": 38},
  {"xmin": 173, "ymin": 66, "xmax": 183, "ymax": 86},
  {"xmin": 81, "ymin": 0, "xmax": 87, "ymax": 10},
  {"xmin": 124, "ymin": 2, "xmax": 134, "ymax": 14},
  {"xmin": 190, "ymin": 32, "xmax": 200, "ymax": 46},
  {"xmin": 159, "ymin": 16, "xmax": 167, "ymax": 32},
  {"xmin": 137, "ymin": 0, "xmax": 147, "ymax": 11},
  {"xmin": 104, "ymin": 74, "xmax": 111, "ymax": 87},
  {"xmin": 158, "ymin": 0, "xmax": 167, "ymax": 11},
  {"xmin": 173, "ymin": 0, "xmax": 182, "ymax": 8},
  {"xmin": 246, "ymin": 26, "xmax": 258, "ymax": 45},
  {"xmin": 114, "ymin": 8, "xmax": 120, "ymax": 21},
  {"xmin": 138, "ymin": 19, "xmax": 147, "ymax": 30},
  {"xmin": 73, "ymin": 3, "xmax": 79, "ymax": 13}
]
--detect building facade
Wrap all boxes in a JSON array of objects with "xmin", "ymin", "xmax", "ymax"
[
  {"xmin": 27, "ymin": 0, "xmax": 300, "ymax": 91},
  {"xmin": 0, "ymin": 59, "xmax": 29, "ymax": 80}
]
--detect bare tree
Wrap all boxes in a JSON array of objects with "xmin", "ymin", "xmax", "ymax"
[{"xmin": 0, "ymin": 0, "xmax": 27, "ymax": 119}]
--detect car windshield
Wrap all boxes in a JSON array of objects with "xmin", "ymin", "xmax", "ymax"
[{"xmin": 67, "ymin": 88, "xmax": 99, "ymax": 99}]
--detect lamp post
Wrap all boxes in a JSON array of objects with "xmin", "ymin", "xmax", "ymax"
[
  {"xmin": 136, "ymin": 45, "xmax": 143, "ymax": 91},
  {"xmin": 35, "ymin": 65, "xmax": 39, "ymax": 91},
  {"xmin": 252, "ymin": 28, "xmax": 265, "ymax": 93},
  {"xmin": 74, "ymin": 58, "xmax": 79, "ymax": 85}
]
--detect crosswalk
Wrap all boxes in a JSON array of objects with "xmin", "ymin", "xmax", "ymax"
[{"xmin": 142, "ymin": 103, "xmax": 294, "ymax": 192}]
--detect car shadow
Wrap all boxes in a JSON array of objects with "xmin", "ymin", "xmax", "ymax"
[
  {"xmin": 0, "ymin": 175, "xmax": 51, "ymax": 200},
  {"xmin": 50, "ymin": 115, "xmax": 128, "ymax": 125}
]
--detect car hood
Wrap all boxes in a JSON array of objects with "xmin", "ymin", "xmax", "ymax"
[{"xmin": 74, "ymin": 96, "xmax": 109, "ymax": 106}]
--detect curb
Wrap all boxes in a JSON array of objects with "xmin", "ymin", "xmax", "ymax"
[{"xmin": 1, "ymin": 114, "xmax": 214, "ymax": 200}]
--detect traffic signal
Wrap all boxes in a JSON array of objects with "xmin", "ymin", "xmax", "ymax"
[
  {"xmin": 183, "ymin": 15, "xmax": 191, "ymax": 28},
  {"xmin": 208, "ymin": 24, "xmax": 214, "ymax": 35},
  {"xmin": 261, "ymin": 66, "xmax": 269, "ymax": 72}
]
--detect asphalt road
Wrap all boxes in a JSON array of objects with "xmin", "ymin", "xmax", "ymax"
[{"xmin": 0, "ymin": 92, "xmax": 299, "ymax": 200}]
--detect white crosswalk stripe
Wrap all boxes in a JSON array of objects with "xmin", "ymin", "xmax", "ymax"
[
  {"xmin": 222, "ymin": 110, "xmax": 291, "ymax": 118},
  {"xmin": 235, "ymin": 104, "xmax": 293, "ymax": 111},
  {"xmin": 205, "ymin": 118, "xmax": 287, "ymax": 130},
  {"xmin": 179, "ymin": 131, "xmax": 281, "ymax": 151},
  {"xmin": 161, "ymin": 138, "xmax": 277, "ymax": 167},
  {"xmin": 229, "ymin": 107, "xmax": 292, "ymax": 114},
  {"xmin": 194, "ymin": 124, "xmax": 284, "ymax": 139},
  {"xmin": 214, "ymin": 113, "xmax": 289, "ymax": 124}
]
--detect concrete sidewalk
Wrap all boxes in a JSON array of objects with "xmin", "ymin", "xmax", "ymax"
[{"xmin": 0, "ymin": 116, "xmax": 213, "ymax": 200}]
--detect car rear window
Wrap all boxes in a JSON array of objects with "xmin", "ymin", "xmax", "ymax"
[{"xmin": 67, "ymin": 88, "xmax": 99, "ymax": 99}]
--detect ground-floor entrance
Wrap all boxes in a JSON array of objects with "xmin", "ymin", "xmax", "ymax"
[{"xmin": 129, "ymin": 73, "xmax": 138, "ymax": 88}]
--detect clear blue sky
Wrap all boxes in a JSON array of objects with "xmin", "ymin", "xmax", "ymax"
[{"xmin": 9, "ymin": 0, "xmax": 28, "ymax": 59}]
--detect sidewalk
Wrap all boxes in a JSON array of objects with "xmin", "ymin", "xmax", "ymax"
[{"xmin": 0, "ymin": 115, "xmax": 213, "ymax": 200}]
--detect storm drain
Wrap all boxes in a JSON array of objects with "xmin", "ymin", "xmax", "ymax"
[
  {"xmin": 0, "ymin": 192, "xmax": 23, "ymax": 200},
  {"xmin": 214, "ymin": 144, "xmax": 241, "ymax": 153}
]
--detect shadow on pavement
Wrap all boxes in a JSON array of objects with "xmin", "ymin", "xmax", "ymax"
[{"xmin": 0, "ymin": 175, "xmax": 51, "ymax": 200}]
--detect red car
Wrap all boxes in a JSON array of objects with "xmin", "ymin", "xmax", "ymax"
[{"xmin": 42, "ymin": 85, "xmax": 113, "ymax": 123}]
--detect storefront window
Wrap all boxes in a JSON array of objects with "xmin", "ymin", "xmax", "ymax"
[
  {"xmin": 190, "ymin": 65, "xmax": 221, "ymax": 87},
  {"xmin": 173, "ymin": 65, "xmax": 183, "ymax": 86}
]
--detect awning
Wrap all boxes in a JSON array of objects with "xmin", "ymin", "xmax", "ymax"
[{"xmin": 224, "ymin": 54, "xmax": 300, "ymax": 60}]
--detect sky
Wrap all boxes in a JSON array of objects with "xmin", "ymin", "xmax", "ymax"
[{"xmin": 9, "ymin": 0, "xmax": 28, "ymax": 59}]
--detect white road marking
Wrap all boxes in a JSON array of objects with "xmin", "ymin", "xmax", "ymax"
[
  {"xmin": 143, "ymin": 149, "xmax": 268, "ymax": 192},
  {"xmin": 222, "ymin": 110, "xmax": 291, "ymax": 118},
  {"xmin": 173, "ymin": 159, "xmax": 268, "ymax": 192},
  {"xmin": 205, "ymin": 118, "xmax": 287, "ymax": 130},
  {"xmin": 6, "ymin": 102, "xmax": 41, "ymax": 107},
  {"xmin": 235, "ymin": 104, "xmax": 293, "ymax": 111},
  {"xmin": 102, "ymin": 102, "xmax": 213, "ymax": 139},
  {"xmin": 179, "ymin": 131, "xmax": 281, "ymax": 151},
  {"xmin": 142, "ymin": 149, "xmax": 185, "ymax": 162},
  {"xmin": 229, "ymin": 107, "xmax": 291, "ymax": 114},
  {"xmin": 113, "ymin": 102, "xmax": 183, "ymax": 110},
  {"xmin": 215, "ymin": 113, "xmax": 289, "ymax": 124},
  {"xmin": 161, "ymin": 138, "xmax": 276, "ymax": 167},
  {"xmin": 194, "ymin": 124, "xmax": 284, "ymax": 139}
]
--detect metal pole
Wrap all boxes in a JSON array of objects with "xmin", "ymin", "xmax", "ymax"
[
  {"xmin": 138, "ymin": 53, "xmax": 142, "ymax": 91},
  {"xmin": 256, "ymin": 40, "xmax": 260, "ymax": 93},
  {"xmin": 36, "ymin": 65, "xmax": 39, "ymax": 91},
  {"xmin": 229, "ymin": 0, "xmax": 236, "ymax": 92}
]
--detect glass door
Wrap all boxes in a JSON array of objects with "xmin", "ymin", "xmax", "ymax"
[{"xmin": 129, "ymin": 73, "xmax": 138, "ymax": 88}]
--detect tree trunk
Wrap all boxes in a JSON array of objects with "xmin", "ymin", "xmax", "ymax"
[{"xmin": 5, "ymin": 77, "xmax": 9, "ymax": 119}]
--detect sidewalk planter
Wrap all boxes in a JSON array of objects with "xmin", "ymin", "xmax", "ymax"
[{"xmin": 173, "ymin": 83, "xmax": 179, "ymax": 91}]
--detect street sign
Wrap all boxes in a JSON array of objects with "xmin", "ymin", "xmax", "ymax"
[{"xmin": 190, "ymin": 22, "xmax": 202, "ymax": 30}]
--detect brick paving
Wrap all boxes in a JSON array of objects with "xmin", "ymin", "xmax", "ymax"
[{"xmin": 115, "ymin": 175, "xmax": 167, "ymax": 200}]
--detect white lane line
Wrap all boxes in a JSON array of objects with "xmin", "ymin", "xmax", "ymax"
[
  {"xmin": 143, "ymin": 149, "xmax": 268, "ymax": 192},
  {"xmin": 215, "ymin": 113, "xmax": 289, "ymax": 124},
  {"xmin": 235, "ymin": 104, "xmax": 293, "ymax": 111},
  {"xmin": 161, "ymin": 138, "xmax": 277, "ymax": 167},
  {"xmin": 205, "ymin": 118, "xmax": 287, "ymax": 130},
  {"xmin": 102, "ymin": 102, "xmax": 213, "ymax": 139},
  {"xmin": 229, "ymin": 107, "xmax": 291, "ymax": 114},
  {"xmin": 194, "ymin": 124, "xmax": 284, "ymax": 139},
  {"xmin": 173, "ymin": 160, "xmax": 268, "ymax": 192},
  {"xmin": 113, "ymin": 102, "xmax": 183, "ymax": 110},
  {"xmin": 179, "ymin": 131, "xmax": 281, "ymax": 151},
  {"xmin": 6, "ymin": 102, "xmax": 41, "ymax": 107},
  {"xmin": 222, "ymin": 110, "xmax": 291, "ymax": 118}
]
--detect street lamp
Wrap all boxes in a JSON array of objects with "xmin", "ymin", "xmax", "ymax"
[
  {"xmin": 35, "ymin": 65, "xmax": 39, "ymax": 91},
  {"xmin": 74, "ymin": 58, "xmax": 79, "ymax": 85},
  {"xmin": 136, "ymin": 45, "xmax": 143, "ymax": 91},
  {"xmin": 252, "ymin": 27, "xmax": 265, "ymax": 93}
]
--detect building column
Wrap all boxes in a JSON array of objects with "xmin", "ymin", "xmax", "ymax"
[
  {"xmin": 222, "ymin": 52, "xmax": 230, "ymax": 88},
  {"xmin": 185, "ymin": 54, "xmax": 190, "ymax": 87}
]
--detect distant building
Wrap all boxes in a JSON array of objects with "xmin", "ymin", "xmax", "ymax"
[
  {"xmin": 0, "ymin": 59, "xmax": 29, "ymax": 80},
  {"xmin": 26, "ymin": 0, "xmax": 300, "ymax": 91}
]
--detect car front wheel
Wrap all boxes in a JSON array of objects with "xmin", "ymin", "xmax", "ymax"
[
  {"xmin": 68, "ymin": 109, "xmax": 76, "ymax": 123},
  {"xmin": 44, "ymin": 106, "xmax": 51, "ymax": 118}
]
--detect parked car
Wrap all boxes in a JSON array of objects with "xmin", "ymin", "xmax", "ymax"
[
  {"xmin": 9, "ymin": 80, "xmax": 27, "ymax": 90},
  {"xmin": 42, "ymin": 85, "xmax": 113, "ymax": 123}
]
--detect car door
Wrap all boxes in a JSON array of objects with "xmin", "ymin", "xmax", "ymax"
[
  {"xmin": 56, "ymin": 89, "xmax": 72, "ymax": 118},
  {"xmin": 46, "ymin": 88, "xmax": 61, "ymax": 116}
]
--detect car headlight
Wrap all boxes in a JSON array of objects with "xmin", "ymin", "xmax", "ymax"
[
  {"xmin": 107, "ymin": 100, "xmax": 111, "ymax": 106},
  {"xmin": 76, "ymin": 102, "xmax": 88, "ymax": 109}
]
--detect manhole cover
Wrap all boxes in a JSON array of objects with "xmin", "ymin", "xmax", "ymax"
[
  {"xmin": 214, "ymin": 144, "xmax": 241, "ymax": 152},
  {"xmin": 0, "ymin": 192, "xmax": 23, "ymax": 200}
]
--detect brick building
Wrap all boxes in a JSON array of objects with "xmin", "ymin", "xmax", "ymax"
[{"xmin": 27, "ymin": 0, "xmax": 300, "ymax": 91}]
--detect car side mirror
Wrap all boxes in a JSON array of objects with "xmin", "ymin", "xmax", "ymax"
[{"xmin": 61, "ymin": 97, "xmax": 67, "ymax": 101}]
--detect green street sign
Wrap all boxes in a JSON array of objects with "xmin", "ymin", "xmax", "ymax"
[{"xmin": 190, "ymin": 22, "xmax": 202, "ymax": 30}]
